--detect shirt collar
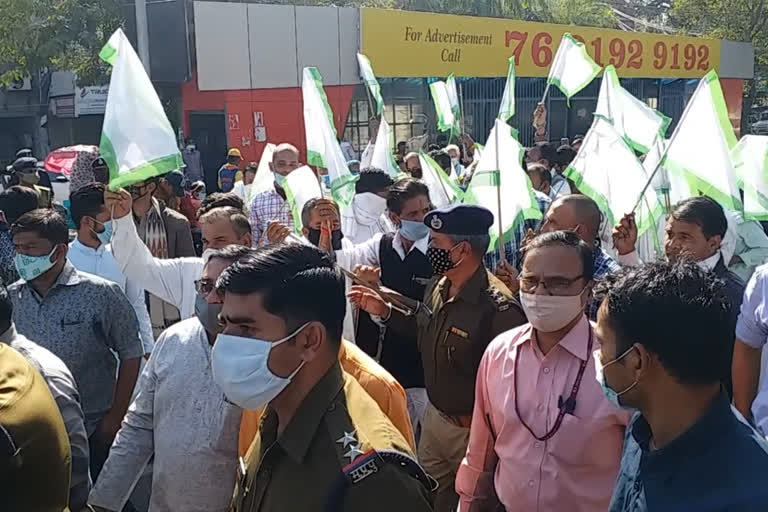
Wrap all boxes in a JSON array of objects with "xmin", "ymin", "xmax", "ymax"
[
  {"xmin": 277, "ymin": 361, "xmax": 344, "ymax": 463},
  {"xmin": 632, "ymin": 390, "xmax": 733, "ymax": 459},
  {"xmin": 392, "ymin": 232, "xmax": 429, "ymax": 259},
  {"xmin": 512, "ymin": 315, "xmax": 592, "ymax": 361},
  {"xmin": 0, "ymin": 324, "xmax": 17, "ymax": 344},
  {"xmin": 71, "ymin": 238, "xmax": 106, "ymax": 255},
  {"xmin": 439, "ymin": 264, "xmax": 488, "ymax": 305}
]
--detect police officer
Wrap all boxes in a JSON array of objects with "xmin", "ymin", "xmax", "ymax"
[
  {"xmin": 350, "ymin": 204, "xmax": 527, "ymax": 512},
  {"xmin": 10, "ymin": 156, "xmax": 52, "ymax": 208},
  {"xmin": 215, "ymin": 243, "xmax": 435, "ymax": 512}
]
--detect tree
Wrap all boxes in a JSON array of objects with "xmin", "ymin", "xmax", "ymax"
[
  {"xmin": 0, "ymin": 0, "xmax": 122, "ymax": 86},
  {"xmin": 670, "ymin": 0, "xmax": 768, "ymax": 134}
]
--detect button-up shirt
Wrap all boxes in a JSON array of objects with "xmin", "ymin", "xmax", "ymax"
[
  {"xmin": 249, "ymin": 188, "xmax": 294, "ymax": 247},
  {"xmin": 608, "ymin": 392, "xmax": 768, "ymax": 512},
  {"xmin": 9, "ymin": 262, "xmax": 143, "ymax": 419},
  {"xmin": 0, "ymin": 224, "xmax": 19, "ymax": 286},
  {"xmin": 68, "ymin": 239, "xmax": 154, "ymax": 354},
  {"xmin": 89, "ymin": 319, "xmax": 241, "ymax": 512},
  {"xmin": 736, "ymin": 263, "xmax": 768, "ymax": 432},
  {"xmin": 456, "ymin": 316, "xmax": 629, "ymax": 512}
]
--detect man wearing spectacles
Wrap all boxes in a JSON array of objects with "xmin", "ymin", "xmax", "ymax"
[
  {"xmin": 456, "ymin": 230, "xmax": 629, "ymax": 512},
  {"xmin": 89, "ymin": 246, "xmax": 251, "ymax": 512}
]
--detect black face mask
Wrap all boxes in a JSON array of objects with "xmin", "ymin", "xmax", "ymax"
[{"xmin": 306, "ymin": 228, "xmax": 344, "ymax": 251}]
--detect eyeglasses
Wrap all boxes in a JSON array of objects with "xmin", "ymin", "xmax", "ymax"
[
  {"xmin": 518, "ymin": 275, "xmax": 585, "ymax": 295},
  {"xmin": 194, "ymin": 279, "xmax": 216, "ymax": 296}
]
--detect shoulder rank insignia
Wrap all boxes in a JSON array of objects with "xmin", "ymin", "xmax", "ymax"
[
  {"xmin": 498, "ymin": 303, "xmax": 511, "ymax": 312},
  {"xmin": 343, "ymin": 450, "xmax": 379, "ymax": 484}
]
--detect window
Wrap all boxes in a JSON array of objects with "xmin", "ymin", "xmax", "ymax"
[{"xmin": 343, "ymin": 98, "xmax": 425, "ymax": 154}]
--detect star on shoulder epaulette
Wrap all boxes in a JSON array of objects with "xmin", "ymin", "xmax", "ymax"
[{"xmin": 489, "ymin": 287, "xmax": 513, "ymax": 312}]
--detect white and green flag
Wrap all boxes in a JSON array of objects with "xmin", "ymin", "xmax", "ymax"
[
  {"xmin": 356, "ymin": 53, "xmax": 383, "ymax": 116},
  {"xmin": 547, "ymin": 33, "xmax": 601, "ymax": 101},
  {"xmin": 302, "ymin": 67, "xmax": 357, "ymax": 206},
  {"xmin": 497, "ymin": 57, "xmax": 515, "ymax": 121},
  {"xmin": 595, "ymin": 65, "xmax": 670, "ymax": 154},
  {"xmin": 370, "ymin": 117, "xmax": 401, "ymax": 178},
  {"xmin": 463, "ymin": 119, "xmax": 541, "ymax": 250},
  {"xmin": 564, "ymin": 117, "xmax": 662, "ymax": 236},
  {"xmin": 250, "ymin": 142, "xmax": 277, "ymax": 200},
  {"xmin": 418, "ymin": 149, "xmax": 462, "ymax": 208},
  {"xmin": 663, "ymin": 70, "xmax": 742, "ymax": 211},
  {"xmin": 429, "ymin": 80, "xmax": 458, "ymax": 133},
  {"xmin": 732, "ymin": 135, "xmax": 768, "ymax": 220},
  {"xmin": 446, "ymin": 74, "xmax": 461, "ymax": 121},
  {"xmin": 99, "ymin": 29, "xmax": 183, "ymax": 189},
  {"xmin": 283, "ymin": 165, "xmax": 323, "ymax": 231}
]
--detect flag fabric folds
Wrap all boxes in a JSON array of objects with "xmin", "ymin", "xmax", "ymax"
[
  {"xmin": 302, "ymin": 67, "xmax": 357, "ymax": 206},
  {"xmin": 99, "ymin": 29, "xmax": 183, "ymax": 190},
  {"xmin": 283, "ymin": 165, "xmax": 323, "ymax": 231},
  {"xmin": 564, "ymin": 117, "xmax": 662, "ymax": 237},
  {"xmin": 418, "ymin": 150, "xmax": 462, "ymax": 208},
  {"xmin": 370, "ymin": 118, "xmax": 402, "ymax": 178},
  {"xmin": 463, "ymin": 119, "xmax": 541, "ymax": 250},
  {"xmin": 663, "ymin": 70, "xmax": 742, "ymax": 212},
  {"xmin": 547, "ymin": 33, "xmax": 601, "ymax": 101},
  {"xmin": 250, "ymin": 143, "xmax": 277, "ymax": 200},
  {"xmin": 497, "ymin": 58, "xmax": 515, "ymax": 121},
  {"xmin": 356, "ymin": 53, "xmax": 384, "ymax": 116},
  {"xmin": 595, "ymin": 65, "xmax": 670, "ymax": 154},
  {"xmin": 733, "ymin": 135, "xmax": 768, "ymax": 220},
  {"xmin": 429, "ymin": 80, "xmax": 459, "ymax": 133}
]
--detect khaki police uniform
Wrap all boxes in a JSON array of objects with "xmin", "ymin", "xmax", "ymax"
[
  {"xmin": 383, "ymin": 205, "xmax": 527, "ymax": 512},
  {"xmin": 0, "ymin": 343, "xmax": 71, "ymax": 512},
  {"xmin": 232, "ymin": 362, "xmax": 435, "ymax": 512}
]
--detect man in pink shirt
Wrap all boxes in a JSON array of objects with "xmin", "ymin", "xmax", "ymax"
[{"xmin": 456, "ymin": 230, "xmax": 630, "ymax": 511}]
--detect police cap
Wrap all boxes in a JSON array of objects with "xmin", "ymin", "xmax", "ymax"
[
  {"xmin": 12, "ymin": 157, "xmax": 38, "ymax": 173},
  {"xmin": 423, "ymin": 204, "xmax": 493, "ymax": 235}
]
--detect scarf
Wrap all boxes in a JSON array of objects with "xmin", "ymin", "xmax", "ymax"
[{"xmin": 139, "ymin": 198, "xmax": 169, "ymax": 259}]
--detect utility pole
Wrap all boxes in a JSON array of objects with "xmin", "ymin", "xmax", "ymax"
[{"xmin": 135, "ymin": 0, "xmax": 151, "ymax": 75}]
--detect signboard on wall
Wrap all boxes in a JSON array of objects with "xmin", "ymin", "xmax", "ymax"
[
  {"xmin": 361, "ymin": 8, "xmax": 722, "ymax": 79},
  {"xmin": 74, "ymin": 86, "xmax": 109, "ymax": 117}
]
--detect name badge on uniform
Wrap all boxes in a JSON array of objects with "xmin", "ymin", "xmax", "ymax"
[{"xmin": 450, "ymin": 326, "xmax": 469, "ymax": 339}]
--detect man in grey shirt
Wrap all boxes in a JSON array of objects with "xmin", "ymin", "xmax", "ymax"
[
  {"xmin": 0, "ymin": 281, "xmax": 91, "ymax": 511},
  {"xmin": 9, "ymin": 208, "xmax": 143, "ymax": 477}
]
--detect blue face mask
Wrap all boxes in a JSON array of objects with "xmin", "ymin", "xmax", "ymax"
[
  {"xmin": 593, "ymin": 347, "xmax": 639, "ymax": 411},
  {"xmin": 399, "ymin": 219, "xmax": 430, "ymax": 241},
  {"xmin": 274, "ymin": 172, "xmax": 287, "ymax": 187},
  {"xmin": 14, "ymin": 247, "xmax": 57, "ymax": 282},
  {"xmin": 95, "ymin": 220, "xmax": 113, "ymax": 246}
]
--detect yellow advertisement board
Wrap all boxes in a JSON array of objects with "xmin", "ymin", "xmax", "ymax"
[{"xmin": 361, "ymin": 8, "xmax": 721, "ymax": 79}]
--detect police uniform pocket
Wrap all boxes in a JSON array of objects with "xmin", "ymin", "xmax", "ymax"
[{"xmin": 443, "ymin": 326, "xmax": 474, "ymax": 377}]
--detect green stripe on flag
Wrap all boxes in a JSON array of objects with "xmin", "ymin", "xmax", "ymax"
[{"xmin": 106, "ymin": 153, "xmax": 184, "ymax": 191}]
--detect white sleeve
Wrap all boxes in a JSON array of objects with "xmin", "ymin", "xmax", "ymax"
[
  {"xmin": 617, "ymin": 250, "xmax": 643, "ymax": 267},
  {"xmin": 336, "ymin": 234, "xmax": 382, "ymax": 270},
  {"xmin": 124, "ymin": 276, "xmax": 155, "ymax": 353},
  {"xmin": 110, "ymin": 214, "xmax": 202, "ymax": 316}
]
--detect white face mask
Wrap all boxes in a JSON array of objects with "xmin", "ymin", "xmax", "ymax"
[
  {"xmin": 520, "ymin": 290, "xmax": 586, "ymax": 333},
  {"xmin": 211, "ymin": 323, "xmax": 309, "ymax": 410},
  {"xmin": 354, "ymin": 192, "xmax": 387, "ymax": 219}
]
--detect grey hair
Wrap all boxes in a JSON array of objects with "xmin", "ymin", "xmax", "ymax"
[{"xmin": 447, "ymin": 233, "xmax": 490, "ymax": 257}]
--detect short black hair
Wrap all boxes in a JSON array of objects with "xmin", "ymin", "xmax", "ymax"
[
  {"xmin": 355, "ymin": 168, "xmax": 394, "ymax": 194},
  {"xmin": 11, "ymin": 209, "xmax": 68, "ymax": 246},
  {"xmin": 594, "ymin": 261, "xmax": 732, "ymax": 385},
  {"xmin": 386, "ymin": 178, "xmax": 430, "ymax": 215},
  {"xmin": 199, "ymin": 193, "xmax": 245, "ymax": 216},
  {"xmin": 217, "ymin": 244, "xmax": 346, "ymax": 345},
  {"xmin": 523, "ymin": 230, "xmax": 595, "ymax": 280},
  {"xmin": 69, "ymin": 182, "xmax": 106, "ymax": 229},
  {"xmin": 555, "ymin": 145, "xmax": 577, "ymax": 166},
  {"xmin": 671, "ymin": 196, "xmax": 727, "ymax": 239},
  {"xmin": 0, "ymin": 186, "xmax": 39, "ymax": 225},
  {"xmin": 428, "ymin": 150, "xmax": 451, "ymax": 173},
  {"xmin": 205, "ymin": 245, "xmax": 257, "ymax": 264},
  {"xmin": 447, "ymin": 233, "xmax": 491, "ymax": 258},
  {"xmin": 526, "ymin": 163, "xmax": 552, "ymax": 186},
  {"xmin": 301, "ymin": 198, "xmax": 340, "ymax": 228},
  {"xmin": 0, "ymin": 283, "xmax": 11, "ymax": 332},
  {"xmin": 536, "ymin": 141, "xmax": 558, "ymax": 163}
]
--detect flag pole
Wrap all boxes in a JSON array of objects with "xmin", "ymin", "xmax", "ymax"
[
  {"xmin": 494, "ymin": 126, "xmax": 506, "ymax": 263},
  {"xmin": 459, "ymin": 80, "xmax": 468, "ymax": 155},
  {"xmin": 540, "ymin": 82, "xmax": 551, "ymax": 104}
]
